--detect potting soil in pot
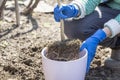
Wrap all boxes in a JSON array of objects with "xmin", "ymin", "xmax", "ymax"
[{"xmin": 45, "ymin": 39, "xmax": 82, "ymax": 61}]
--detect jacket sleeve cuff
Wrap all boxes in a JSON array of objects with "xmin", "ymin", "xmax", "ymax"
[
  {"xmin": 71, "ymin": 0, "xmax": 86, "ymax": 19},
  {"xmin": 104, "ymin": 19, "xmax": 120, "ymax": 38}
]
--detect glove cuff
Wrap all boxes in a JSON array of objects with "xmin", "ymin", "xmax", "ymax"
[
  {"xmin": 104, "ymin": 19, "xmax": 120, "ymax": 38},
  {"xmin": 92, "ymin": 29, "xmax": 107, "ymax": 42},
  {"xmin": 71, "ymin": 1, "xmax": 86, "ymax": 19},
  {"xmin": 72, "ymin": 4, "xmax": 80, "ymax": 17}
]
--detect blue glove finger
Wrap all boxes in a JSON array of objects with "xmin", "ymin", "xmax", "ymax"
[
  {"xmin": 80, "ymin": 41, "xmax": 86, "ymax": 51},
  {"xmin": 54, "ymin": 5, "xmax": 61, "ymax": 22},
  {"xmin": 54, "ymin": 5, "xmax": 68, "ymax": 21},
  {"xmin": 54, "ymin": 13, "xmax": 61, "ymax": 22},
  {"xmin": 54, "ymin": 12, "xmax": 60, "ymax": 22},
  {"xmin": 80, "ymin": 41, "xmax": 91, "ymax": 72}
]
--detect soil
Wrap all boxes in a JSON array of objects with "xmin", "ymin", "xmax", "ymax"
[
  {"xmin": 46, "ymin": 39, "xmax": 81, "ymax": 61},
  {"xmin": 0, "ymin": 0, "xmax": 120, "ymax": 80}
]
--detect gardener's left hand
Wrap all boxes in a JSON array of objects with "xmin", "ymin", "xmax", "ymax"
[
  {"xmin": 80, "ymin": 29, "xmax": 107, "ymax": 72},
  {"xmin": 54, "ymin": 4, "xmax": 79, "ymax": 22}
]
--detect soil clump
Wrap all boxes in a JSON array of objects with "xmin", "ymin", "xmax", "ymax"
[{"xmin": 46, "ymin": 39, "xmax": 82, "ymax": 61}]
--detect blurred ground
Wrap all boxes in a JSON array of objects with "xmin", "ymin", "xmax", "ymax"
[{"xmin": 0, "ymin": 0, "xmax": 120, "ymax": 80}]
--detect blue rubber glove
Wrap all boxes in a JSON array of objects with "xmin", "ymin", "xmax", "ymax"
[
  {"xmin": 54, "ymin": 4, "xmax": 79, "ymax": 22},
  {"xmin": 80, "ymin": 29, "xmax": 107, "ymax": 72}
]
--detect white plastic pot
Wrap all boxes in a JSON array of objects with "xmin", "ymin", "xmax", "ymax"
[{"xmin": 41, "ymin": 47, "xmax": 88, "ymax": 80}]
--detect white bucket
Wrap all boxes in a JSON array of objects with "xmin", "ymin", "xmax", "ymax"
[{"xmin": 41, "ymin": 47, "xmax": 88, "ymax": 80}]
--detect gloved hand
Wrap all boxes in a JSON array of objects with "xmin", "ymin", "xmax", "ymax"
[
  {"xmin": 80, "ymin": 29, "xmax": 107, "ymax": 72},
  {"xmin": 54, "ymin": 4, "xmax": 79, "ymax": 22}
]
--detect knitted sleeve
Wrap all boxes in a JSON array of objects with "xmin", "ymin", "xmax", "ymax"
[
  {"xmin": 104, "ymin": 14, "xmax": 120, "ymax": 38},
  {"xmin": 71, "ymin": 0, "xmax": 101, "ymax": 19}
]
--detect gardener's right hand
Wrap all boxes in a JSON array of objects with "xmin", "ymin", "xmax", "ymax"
[
  {"xmin": 54, "ymin": 4, "xmax": 79, "ymax": 22},
  {"xmin": 80, "ymin": 29, "xmax": 107, "ymax": 72}
]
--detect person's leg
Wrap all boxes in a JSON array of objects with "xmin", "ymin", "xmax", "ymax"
[
  {"xmin": 105, "ymin": 48, "xmax": 120, "ymax": 75},
  {"xmin": 64, "ymin": 5, "xmax": 120, "ymax": 48},
  {"xmin": 105, "ymin": 36, "xmax": 120, "ymax": 74}
]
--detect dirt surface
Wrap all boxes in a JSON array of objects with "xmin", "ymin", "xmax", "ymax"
[
  {"xmin": 46, "ymin": 39, "xmax": 81, "ymax": 61},
  {"xmin": 0, "ymin": 0, "xmax": 120, "ymax": 80}
]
